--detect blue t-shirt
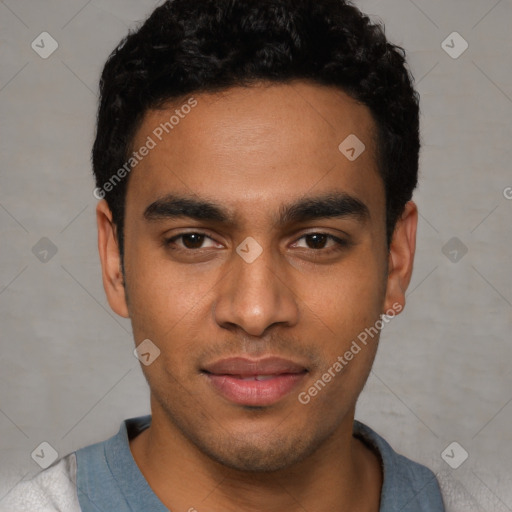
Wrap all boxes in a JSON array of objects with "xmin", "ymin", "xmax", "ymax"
[{"xmin": 74, "ymin": 415, "xmax": 445, "ymax": 511}]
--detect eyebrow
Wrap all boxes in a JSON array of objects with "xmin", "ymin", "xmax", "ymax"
[
  {"xmin": 278, "ymin": 193, "xmax": 369, "ymax": 226},
  {"xmin": 143, "ymin": 192, "xmax": 370, "ymax": 226}
]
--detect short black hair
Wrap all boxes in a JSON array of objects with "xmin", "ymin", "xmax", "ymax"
[{"xmin": 92, "ymin": 0, "xmax": 420, "ymax": 267}]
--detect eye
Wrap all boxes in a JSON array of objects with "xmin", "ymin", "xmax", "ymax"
[
  {"xmin": 165, "ymin": 232, "xmax": 219, "ymax": 250},
  {"xmin": 292, "ymin": 233, "xmax": 347, "ymax": 251}
]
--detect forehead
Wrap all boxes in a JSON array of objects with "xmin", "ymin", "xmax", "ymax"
[{"xmin": 126, "ymin": 81, "xmax": 384, "ymax": 222}]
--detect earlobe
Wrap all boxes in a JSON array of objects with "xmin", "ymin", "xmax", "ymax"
[
  {"xmin": 383, "ymin": 201, "xmax": 418, "ymax": 314},
  {"xmin": 96, "ymin": 200, "xmax": 130, "ymax": 318}
]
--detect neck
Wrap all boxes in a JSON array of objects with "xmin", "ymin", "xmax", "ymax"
[{"xmin": 129, "ymin": 401, "xmax": 382, "ymax": 512}]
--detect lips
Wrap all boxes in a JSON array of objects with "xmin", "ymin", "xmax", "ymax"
[
  {"xmin": 202, "ymin": 357, "xmax": 308, "ymax": 406},
  {"xmin": 203, "ymin": 356, "xmax": 307, "ymax": 377}
]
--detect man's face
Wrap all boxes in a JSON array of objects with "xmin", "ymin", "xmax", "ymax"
[{"xmin": 99, "ymin": 81, "xmax": 411, "ymax": 472}]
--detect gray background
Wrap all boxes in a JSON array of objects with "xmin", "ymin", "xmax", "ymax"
[{"xmin": 0, "ymin": 1, "xmax": 511, "ymax": 510}]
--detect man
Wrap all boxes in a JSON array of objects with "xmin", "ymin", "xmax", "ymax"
[{"xmin": 1, "ymin": 0, "xmax": 445, "ymax": 510}]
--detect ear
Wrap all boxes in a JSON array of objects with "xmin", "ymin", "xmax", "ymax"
[
  {"xmin": 383, "ymin": 200, "xmax": 418, "ymax": 314},
  {"xmin": 96, "ymin": 200, "xmax": 130, "ymax": 318}
]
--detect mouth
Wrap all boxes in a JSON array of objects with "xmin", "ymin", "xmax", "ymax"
[{"xmin": 201, "ymin": 357, "xmax": 308, "ymax": 407}]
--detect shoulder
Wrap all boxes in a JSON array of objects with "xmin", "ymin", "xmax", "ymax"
[
  {"xmin": 0, "ymin": 453, "xmax": 80, "ymax": 512},
  {"xmin": 354, "ymin": 420, "xmax": 445, "ymax": 512}
]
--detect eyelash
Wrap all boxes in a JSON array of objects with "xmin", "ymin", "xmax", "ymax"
[{"xmin": 163, "ymin": 232, "xmax": 348, "ymax": 254}]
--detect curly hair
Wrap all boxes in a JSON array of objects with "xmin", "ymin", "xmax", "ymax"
[{"xmin": 92, "ymin": 0, "xmax": 420, "ymax": 264}]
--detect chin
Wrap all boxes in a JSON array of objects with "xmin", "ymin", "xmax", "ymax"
[
  {"xmin": 156, "ymin": 389, "xmax": 343, "ymax": 473},
  {"xmin": 190, "ymin": 429, "xmax": 323, "ymax": 473}
]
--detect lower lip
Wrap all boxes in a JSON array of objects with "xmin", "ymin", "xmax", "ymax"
[{"xmin": 205, "ymin": 373, "xmax": 306, "ymax": 406}]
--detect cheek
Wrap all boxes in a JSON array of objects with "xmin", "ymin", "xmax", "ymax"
[
  {"xmin": 299, "ymin": 266, "xmax": 385, "ymax": 411},
  {"xmin": 310, "ymin": 252, "xmax": 386, "ymax": 335},
  {"xmin": 128, "ymin": 272, "xmax": 204, "ymax": 337},
  {"xmin": 124, "ymin": 244, "xmax": 222, "ymax": 352}
]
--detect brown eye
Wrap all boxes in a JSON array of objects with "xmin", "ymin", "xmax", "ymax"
[
  {"xmin": 293, "ymin": 233, "xmax": 347, "ymax": 251},
  {"xmin": 181, "ymin": 233, "xmax": 206, "ymax": 249},
  {"xmin": 305, "ymin": 234, "xmax": 329, "ymax": 249},
  {"xmin": 164, "ymin": 232, "xmax": 218, "ymax": 250}
]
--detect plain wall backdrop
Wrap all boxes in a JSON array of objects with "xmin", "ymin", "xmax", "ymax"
[{"xmin": 0, "ymin": 1, "xmax": 511, "ymax": 510}]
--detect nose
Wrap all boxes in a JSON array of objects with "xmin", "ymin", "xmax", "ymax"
[{"xmin": 213, "ymin": 240, "xmax": 300, "ymax": 337}]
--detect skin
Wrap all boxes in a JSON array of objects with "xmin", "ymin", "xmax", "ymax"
[{"xmin": 96, "ymin": 80, "xmax": 417, "ymax": 512}]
